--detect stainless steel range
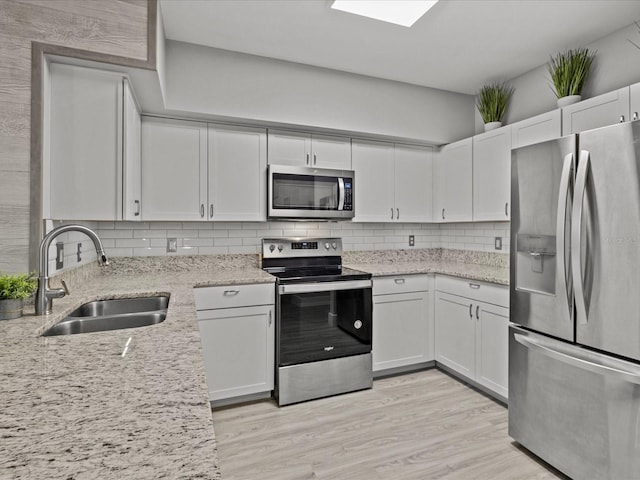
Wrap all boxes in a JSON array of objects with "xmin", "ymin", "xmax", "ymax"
[{"xmin": 262, "ymin": 237, "xmax": 373, "ymax": 406}]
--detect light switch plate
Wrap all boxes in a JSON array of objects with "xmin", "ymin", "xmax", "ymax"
[
  {"xmin": 495, "ymin": 237, "xmax": 502, "ymax": 250},
  {"xmin": 167, "ymin": 238, "xmax": 178, "ymax": 253},
  {"xmin": 56, "ymin": 242, "xmax": 64, "ymax": 269}
]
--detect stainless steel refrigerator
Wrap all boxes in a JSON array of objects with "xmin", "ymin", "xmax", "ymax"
[{"xmin": 510, "ymin": 120, "xmax": 640, "ymax": 480}]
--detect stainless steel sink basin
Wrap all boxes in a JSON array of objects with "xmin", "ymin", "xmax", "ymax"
[
  {"xmin": 67, "ymin": 296, "xmax": 169, "ymax": 318},
  {"xmin": 42, "ymin": 295, "xmax": 170, "ymax": 337}
]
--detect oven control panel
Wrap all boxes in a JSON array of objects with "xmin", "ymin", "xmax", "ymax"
[{"xmin": 262, "ymin": 237, "xmax": 343, "ymax": 258}]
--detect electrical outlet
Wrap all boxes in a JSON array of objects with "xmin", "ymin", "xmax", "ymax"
[
  {"xmin": 409, "ymin": 235, "xmax": 415, "ymax": 247},
  {"xmin": 167, "ymin": 238, "xmax": 178, "ymax": 253},
  {"xmin": 495, "ymin": 237, "xmax": 502, "ymax": 250}
]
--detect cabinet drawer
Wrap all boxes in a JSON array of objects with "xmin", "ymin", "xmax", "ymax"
[
  {"xmin": 373, "ymin": 274, "xmax": 430, "ymax": 295},
  {"xmin": 194, "ymin": 283, "xmax": 275, "ymax": 311},
  {"xmin": 435, "ymin": 275, "xmax": 508, "ymax": 307}
]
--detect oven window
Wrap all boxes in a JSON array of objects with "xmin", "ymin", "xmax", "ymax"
[
  {"xmin": 278, "ymin": 287, "xmax": 372, "ymax": 366},
  {"xmin": 272, "ymin": 173, "xmax": 338, "ymax": 210}
]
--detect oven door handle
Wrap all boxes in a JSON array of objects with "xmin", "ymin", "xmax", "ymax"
[{"xmin": 279, "ymin": 279, "xmax": 372, "ymax": 295}]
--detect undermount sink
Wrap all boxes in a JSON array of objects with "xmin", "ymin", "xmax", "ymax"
[{"xmin": 42, "ymin": 295, "xmax": 170, "ymax": 337}]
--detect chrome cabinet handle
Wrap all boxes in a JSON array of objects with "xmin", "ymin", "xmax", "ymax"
[
  {"xmin": 391, "ymin": 208, "xmax": 394, "ymax": 220},
  {"xmin": 268, "ymin": 310, "xmax": 272, "ymax": 326},
  {"xmin": 313, "ymin": 153, "xmax": 317, "ymax": 165},
  {"xmin": 210, "ymin": 204, "xmax": 214, "ymax": 218},
  {"xmin": 469, "ymin": 304, "xmax": 473, "ymax": 318},
  {"xmin": 619, "ymin": 115, "xmax": 625, "ymax": 123},
  {"xmin": 505, "ymin": 202, "xmax": 508, "ymax": 217},
  {"xmin": 394, "ymin": 278, "xmax": 405, "ymax": 284},
  {"xmin": 223, "ymin": 289, "xmax": 240, "ymax": 296},
  {"xmin": 442, "ymin": 208, "xmax": 445, "ymax": 220},
  {"xmin": 571, "ymin": 150, "xmax": 590, "ymax": 325},
  {"xmin": 134, "ymin": 200, "xmax": 140, "ymax": 216},
  {"xmin": 200, "ymin": 204, "xmax": 205, "ymax": 218},
  {"xmin": 476, "ymin": 305, "xmax": 479, "ymax": 320},
  {"xmin": 396, "ymin": 208, "xmax": 399, "ymax": 220},
  {"xmin": 634, "ymin": 112, "xmax": 639, "ymax": 121},
  {"xmin": 306, "ymin": 153, "xmax": 310, "ymax": 165},
  {"xmin": 469, "ymin": 283, "xmax": 480, "ymax": 289}
]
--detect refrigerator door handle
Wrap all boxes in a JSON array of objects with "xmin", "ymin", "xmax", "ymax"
[
  {"xmin": 556, "ymin": 153, "xmax": 573, "ymax": 316},
  {"xmin": 514, "ymin": 333, "xmax": 640, "ymax": 385},
  {"xmin": 571, "ymin": 150, "xmax": 590, "ymax": 325}
]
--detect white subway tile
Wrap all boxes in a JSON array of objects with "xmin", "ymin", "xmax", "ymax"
[
  {"xmin": 199, "ymin": 246, "xmax": 229, "ymax": 255},
  {"xmin": 115, "ymin": 238, "xmax": 150, "ymax": 248},
  {"xmin": 134, "ymin": 229, "xmax": 167, "ymax": 238},
  {"xmin": 132, "ymin": 247, "xmax": 166, "ymax": 257},
  {"xmin": 105, "ymin": 247, "xmax": 134, "ymax": 257},
  {"xmin": 183, "ymin": 238, "xmax": 214, "ymax": 247}
]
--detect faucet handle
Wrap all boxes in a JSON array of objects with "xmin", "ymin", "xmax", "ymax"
[{"xmin": 60, "ymin": 279, "xmax": 70, "ymax": 295}]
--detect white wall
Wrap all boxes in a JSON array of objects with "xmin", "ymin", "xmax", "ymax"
[
  {"xmin": 502, "ymin": 22, "xmax": 640, "ymax": 126},
  {"xmin": 163, "ymin": 40, "xmax": 475, "ymax": 145}
]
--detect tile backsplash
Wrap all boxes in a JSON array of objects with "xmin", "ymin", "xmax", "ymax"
[{"xmin": 48, "ymin": 220, "xmax": 510, "ymax": 274}]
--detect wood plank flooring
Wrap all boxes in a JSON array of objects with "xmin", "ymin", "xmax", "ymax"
[{"xmin": 212, "ymin": 369, "xmax": 567, "ymax": 480}]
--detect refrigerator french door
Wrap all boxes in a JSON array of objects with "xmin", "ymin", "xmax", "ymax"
[{"xmin": 510, "ymin": 120, "xmax": 640, "ymax": 480}]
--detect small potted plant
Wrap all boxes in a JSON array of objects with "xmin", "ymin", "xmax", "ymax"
[
  {"xmin": 0, "ymin": 273, "xmax": 37, "ymax": 320},
  {"xmin": 476, "ymin": 82, "xmax": 514, "ymax": 132},
  {"xmin": 548, "ymin": 47, "xmax": 596, "ymax": 107}
]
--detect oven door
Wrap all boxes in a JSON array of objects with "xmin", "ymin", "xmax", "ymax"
[
  {"xmin": 277, "ymin": 279, "xmax": 372, "ymax": 366},
  {"xmin": 268, "ymin": 165, "xmax": 354, "ymax": 219}
]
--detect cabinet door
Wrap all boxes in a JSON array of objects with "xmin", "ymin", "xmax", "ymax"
[
  {"xmin": 394, "ymin": 145, "xmax": 433, "ymax": 223},
  {"xmin": 122, "ymin": 79, "xmax": 141, "ymax": 221},
  {"xmin": 310, "ymin": 134, "xmax": 351, "ymax": 169},
  {"xmin": 197, "ymin": 305, "xmax": 274, "ymax": 401},
  {"xmin": 208, "ymin": 124, "xmax": 267, "ymax": 221},
  {"xmin": 434, "ymin": 291, "xmax": 475, "ymax": 378},
  {"xmin": 141, "ymin": 117, "xmax": 207, "ymax": 221},
  {"xmin": 373, "ymin": 291, "xmax": 431, "ymax": 372},
  {"xmin": 267, "ymin": 130, "xmax": 311, "ymax": 166},
  {"xmin": 561, "ymin": 87, "xmax": 630, "ymax": 134},
  {"xmin": 352, "ymin": 140, "xmax": 395, "ymax": 222},
  {"xmin": 475, "ymin": 301, "xmax": 509, "ymax": 399},
  {"xmin": 433, "ymin": 138, "xmax": 472, "ymax": 222},
  {"xmin": 511, "ymin": 109, "xmax": 562, "ymax": 149},
  {"xmin": 630, "ymin": 82, "xmax": 640, "ymax": 122},
  {"xmin": 49, "ymin": 63, "xmax": 122, "ymax": 220},
  {"xmin": 473, "ymin": 126, "xmax": 511, "ymax": 221}
]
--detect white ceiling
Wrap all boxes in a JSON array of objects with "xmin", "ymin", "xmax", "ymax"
[{"xmin": 159, "ymin": 0, "xmax": 640, "ymax": 95}]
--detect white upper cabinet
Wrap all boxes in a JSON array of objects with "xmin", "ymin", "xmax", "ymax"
[
  {"xmin": 511, "ymin": 109, "xmax": 562, "ymax": 149},
  {"xmin": 141, "ymin": 117, "xmax": 267, "ymax": 222},
  {"xmin": 630, "ymin": 82, "xmax": 640, "ymax": 122},
  {"xmin": 49, "ymin": 63, "xmax": 125, "ymax": 220},
  {"xmin": 394, "ymin": 144, "xmax": 433, "ymax": 223},
  {"xmin": 122, "ymin": 79, "xmax": 142, "ymax": 221},
  {"xmin": 433, "ymin": 138, "xmax": 473, "ymax": 222},
  {"xmin": 472, "ymin": 125, "xmax": 512, "ymax": 221},
  {"xmin": 267, "ymin": 130, "xmax": 351, "ymax": 169},
  {"xmin": 352, "ymin": 140, "xmax": 432, "ymax": 223},
  {"xmin": 561, "ymin": 87, "xmax": 630, "ymax": 134},
  {"xmin": 208, "ymin": 124, "xmax": 267, "ymax": 221},
  {"xmin": 141, "ymin": 117, "xmax": 208, "ymax": 221},
  {"xmin": 352, "ymin": 140, "xmax": 395, "ymax": 222}
]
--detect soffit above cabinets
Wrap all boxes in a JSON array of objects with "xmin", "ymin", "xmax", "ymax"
[{"xmin": 159, "ymin": 0, "xmax": 640, "ymax": 95}]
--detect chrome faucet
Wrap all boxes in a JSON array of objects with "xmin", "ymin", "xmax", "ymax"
[{"xmin": 36, "ymin": 224, "xmax": 109, "ymax": 315}]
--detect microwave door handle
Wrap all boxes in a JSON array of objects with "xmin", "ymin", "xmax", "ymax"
[{"xmin": 337, "ymin": 178, "xmax": 345, "ymax": 211}]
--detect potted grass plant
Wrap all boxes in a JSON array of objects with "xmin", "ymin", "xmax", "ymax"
[
  {"xmin": 0, "ymin": 273, "xmax": 37, "ymax": 320},
  {"xmin": 548, "ymin": 47, "xmax": 596, "ymax": 107},
  {"xmin": 476, "ymin": 82, "xmax": 514, "ymax": 132}
]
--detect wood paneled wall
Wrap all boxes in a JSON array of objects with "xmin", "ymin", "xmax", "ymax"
[{"xmin": 0, "ymin": 0, "xmax": 151, "ymax": 273}]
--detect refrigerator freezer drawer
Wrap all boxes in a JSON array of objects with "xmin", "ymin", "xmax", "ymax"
[{"xmin": 509, "ymin": 325, "xmax": 640, "ymax": 480}]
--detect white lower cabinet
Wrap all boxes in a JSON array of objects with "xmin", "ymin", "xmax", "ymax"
[
  {"xmin": 372, "ymin": 275, "xmax": 433, "ymax": 373},
  {"xmin": 434, "ymin": 275, "xmax": 509, "ymax": 400},
  {"xmin": 195, "ymin": 283, "xmax": 275, "ymax": 404}
]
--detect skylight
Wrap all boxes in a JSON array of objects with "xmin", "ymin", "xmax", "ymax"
[{"xmin": 331, "ymin": 0, "xmax": 439, "ymax": 27}]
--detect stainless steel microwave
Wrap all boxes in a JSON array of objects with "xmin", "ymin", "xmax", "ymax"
[{"xmin": 268, "ymin": 164, "xmax": 354, "ymax": 220}]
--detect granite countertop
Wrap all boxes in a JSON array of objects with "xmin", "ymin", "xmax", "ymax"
[
  {"xmin": 0, "ymin": 249, "xmax": 507, "ymax": 479},
  {"xmin": 0, "ymin": 256, "xmax": 274, "ymax": 480}
]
